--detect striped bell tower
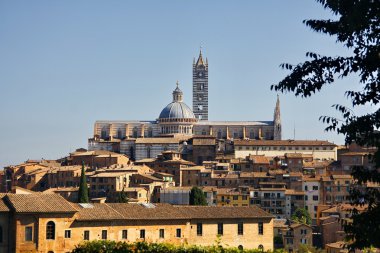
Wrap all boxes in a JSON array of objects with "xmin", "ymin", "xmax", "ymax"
[{"xmin": 192, "ymin": 48, "xmax": 209, "ymax": 120}]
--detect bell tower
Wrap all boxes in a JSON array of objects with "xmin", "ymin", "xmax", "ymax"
[
  {"xmin": 193, "ymin": 48, "xmax": 208, "ymax": 121},
  {"xmin": 273, "ymin": 95, "xmax": 282, "ymax": 140}
]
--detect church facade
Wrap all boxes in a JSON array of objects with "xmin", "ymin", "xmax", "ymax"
[{"xmin": 88, "ymin": 50, "xmax": 281, "ymax": 161}]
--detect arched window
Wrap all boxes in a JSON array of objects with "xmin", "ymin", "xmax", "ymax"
[
  {"xmin": 217, "ymin": 130, "xmax": 222, "ymax": 139},
  {"xmin": 46, "ymin": 221, "xmax": 55, "ymax": 240},
  {"xmin": 258, "ymin": 245, "xmax": 264, "ymax": 252}
]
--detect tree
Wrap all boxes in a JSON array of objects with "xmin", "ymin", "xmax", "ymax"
[
  {"xmin": 117, "ymin": 187, "xmax": 129, "ymax": 203},
  {"xmin": 271, "ymin": 0, "xmax": 380, "ymax": 249},
  {"xmin": 189, "ymin": 186, "xmax": 207, "ymax": 206},
  {"xmin": 78, "ymin": 162, "xmax": 89, "ymax": 203},
  {"xmin": 291, "ymin": 208, "xmax": 312, "ymax": 225}
]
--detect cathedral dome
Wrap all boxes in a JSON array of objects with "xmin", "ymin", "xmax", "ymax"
[
  {"xmin": 159, "ymin": 101, "xmax": 195, "ymax": 119},
  {"xmin": 158, "ymin": 81, "xmax": 196, "ymax": 120}
]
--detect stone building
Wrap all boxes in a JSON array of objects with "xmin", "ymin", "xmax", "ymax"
[
  {"xmin": 88, "ymin": 50, "xmax": 281, "ymax": 161},
  {"xmin": 0, "ymin": 193, "xmax": 274, "ymax": 252},
  {"xmin": 234, "ymin": 140, "xmax": 337, "ymax": 160},
  {"xmin": 282, "ymin": 223, "xmax": 313, "ymax": 252}
]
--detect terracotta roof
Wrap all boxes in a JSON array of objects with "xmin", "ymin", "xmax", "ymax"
[
  {"xmin": 43, "ymin": 187, "xmax": 79, "ymax": 193},
  {"xmin": 235, "ymin": 139, "xmax": 336, "ymax": 146},
  {"xmin": 248, "ymin": 155, "xmax": 270, "ymax": 164},
  {"xmin": 74, "ymin": 203, "xmax": 125, "ymax": 220},
  {"xmin": 0, "ymin": 194, "xmax": 10, "ymax": 212},
  {"xmin": 107, "ymin": 203, "xmax": 274, "ymax": 220},
  {"xmin": 5, "ymin": 193, "xmax": 77, "ymax": 213},
  {"xmin": 273, "ymin": 219, "xmax": 287, "ymax": 228},
  {"xmin": 90, "ymin": 172, "xmax": 130, "ymax": 178},
  {"xmin": 290, "ymin": 222, "xmax": 311, "ymax": 229},
  {"xmin": 325, "ymin": 241, "xmax": 347, "ymax": 249}
]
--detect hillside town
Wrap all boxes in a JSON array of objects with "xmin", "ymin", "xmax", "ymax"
[
  {"xmin": 0, "ymin": 49, "xmax": 378, "ymax": 253},
  {"xmin": 1, "ymin": 136, "xmax": 377, "ymax": 252}
]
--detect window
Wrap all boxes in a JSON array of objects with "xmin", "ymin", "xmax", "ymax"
[
  {"xmin": 304, "ymin": 185, "xmax": 308, "ymax": 191},
  {"xmin": 197, "ymin": 223, "xmax": 202, "ymax": 236},
  {"xmin": 122, "ymin": 230, "xmax": 128, "ymax": 239},
  {"xmin": 312, "ymin": 195, "xmax": 319, "ymax": 201},
  {"xmin": 64, "ymin": 230, "xmax": 71, "ymax": 239},
  {"xmin": 84, "ymin": 230, "xmax": 90, "ymax": 240},
  {"xmin": 218, "ymin": 223, "xmax": 223, "ymax": 235},
  {"xmin": 176, "ymin": 228, "xmax": 181, "ymax": 238},
  {"xmin": 312, "ymin": 186, "xmax": 318, "ymax": 190},
  {"xmin": 25, "ymin": 226, "xmax": 33, "ymax": 241},
  {"xmin": 102, "ymin": 230, "xmax": 107, "ymax": 240},
  {"xmin": 46, "ymin": 221, "xmax": 55, "ymax": 240},
  {"xmin": 258, "ymin": 222, "xmax": 264, "ymax": 235},
  {"xmin": 238, "ymin": 222, "xmax": 244, "ymax": 235},
  {"xmin": 159, "ymin": 229, "xmax": 164, "ymax": 238},
  {"xmin": 140, "ymin": 229, "xmax": 145, "ymax": 239},
  {"xmin": 233, "ymin": 196, "xmax": 238, "ymax": 200}
]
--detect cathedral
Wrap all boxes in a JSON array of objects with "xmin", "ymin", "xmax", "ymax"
[{"xmin": 88, "ymin": 50, "xmax": 281, "ymax": 161}]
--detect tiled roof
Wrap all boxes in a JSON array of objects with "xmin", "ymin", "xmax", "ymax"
[
  {"xmin": 0, "ymin": 194, "xmax": 10, "ymax": 212},
  {"xmin": 90, "ymin": 172, "xmax": 130, "ymax": 178},
  {"xmin": 5, "ymin": 193, "xmax": 77, "ymax": 213},
  {"xmin": 106, "ymin": 203, "xmax": 274, "ymax": 220},
  {"xmin": 235, "ymin": 139, "xmax": 336, "ymax": 146},
  {"xmin": 74, "ymin": 203, "xmax": 125, "ymax": 221},
  {"xmin": 248, "ymin": 155, "xmax": 270, "ymax": 164}
]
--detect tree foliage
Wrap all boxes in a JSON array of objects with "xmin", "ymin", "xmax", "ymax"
[
  {"xmin": 291, "ymin": 208, "xmax": 312, "ymax": 225},
  {"xmin": 78, "ymin": 162, "xmax": 89, "ymax": 203},
  {"xmin": 271, "ymin": 0, "xmax": 380, "ymax": 249},
  {"xmin": 72, "ymin": 240, "xmax": 284, "ymax": 253},
  {"xmin": 117, "ymin": 187, "xmax": 129, "ymax": 203},
  {"xmin": 189, "ymin": 186, "xmax": 208, "ymax": 206}
]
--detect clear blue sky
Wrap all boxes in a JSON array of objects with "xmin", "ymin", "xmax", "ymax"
[{"xmin": 0, "ymin": 1, "xmax": 370, "ymax": 167}]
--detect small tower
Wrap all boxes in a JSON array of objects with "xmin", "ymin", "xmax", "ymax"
[
  {"xmin": 173, "ymin": 81, "xmax": 183, "ymax": 102},
  {"xmin": 193, "ymin": 48, "xmax": 209, "ymax": 120},
  {"xmin": 273, "ymin": 95, "xmax": 282, "ymax": 140}
]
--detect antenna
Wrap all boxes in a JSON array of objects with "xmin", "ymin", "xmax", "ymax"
[{"xmin": 293, "ymin": 121, "xmax": 296, "ymax": 140}]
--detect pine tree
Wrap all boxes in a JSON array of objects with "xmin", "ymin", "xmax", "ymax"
[
  {"xmin": 189, "ymin": 186, "xmax": 207, "ymax": 206},
  {"xmin": 78, "ymin": 162, "xmax": 89, "ymax": 203}
]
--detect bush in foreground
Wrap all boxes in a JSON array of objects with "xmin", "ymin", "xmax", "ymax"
[{"xmin": 72, "ymin": 240, "xmax": 284, "ymax": 253}]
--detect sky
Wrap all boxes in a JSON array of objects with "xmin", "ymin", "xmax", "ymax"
[{"xmin": 0, "ymin": 1, "xmax": 371, "ymax": 168}]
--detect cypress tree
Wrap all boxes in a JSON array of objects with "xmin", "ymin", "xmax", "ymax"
[
  {"xmin": 189, "ymin": 186, "xmax": 207, "ymax": 206},
  {"xmin": 78, "ymin": 162, "xmax": 89, "ymax": 203},
  {"xmin": 117, "ymin": 187, "xmax": 129, "ymax": 203}
]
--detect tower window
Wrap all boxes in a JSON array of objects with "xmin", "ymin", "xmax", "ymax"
[
  {"xmin": 198, "ymin": 84, "xmax": 204, "ymax": 90},
  {"xmin": 198, "ymin": 95, "xmax": 202, "ymax": 101},
  {"xmin": 198, "ymin": 105, "xmax": 203, "ymax": 111}
]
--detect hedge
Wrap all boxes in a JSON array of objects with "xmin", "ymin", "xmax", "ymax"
[{"xmin": 72, "ymin": 241, "xmax": 284, "ymax": 253}]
